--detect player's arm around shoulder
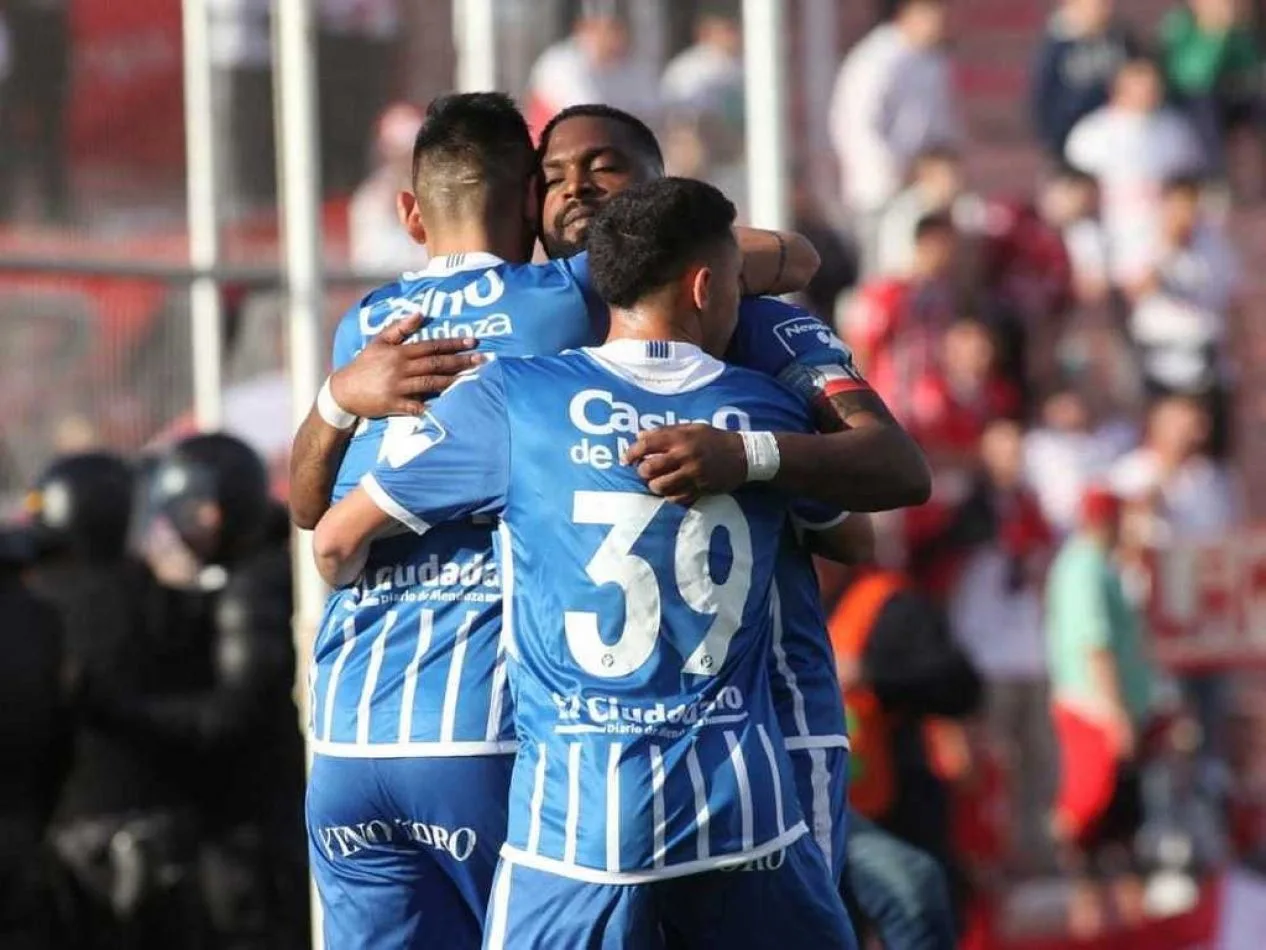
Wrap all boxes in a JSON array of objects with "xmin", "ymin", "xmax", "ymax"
[
  {"xmin": 289, "ymin": 312, "xmax": 484, "ymax": 529},
  {"xmin": 312, "ymin": 361, "xmax": 511, "ymax": 588},
  {"xmin": 624, "ymin": 300, "xmax": 930, "ymax": 511}
]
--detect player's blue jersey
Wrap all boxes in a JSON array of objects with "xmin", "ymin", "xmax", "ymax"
[
  {"xmin": 728, "ymin": 298, "xmax": 865, "ymax": 746},
  {"xmin": 363, "ymin": 341, "xmax": 819, "ymax": 880},
  {"xmin": 309, "ymin": 252, "xmax": 600, "ymax": 757}
]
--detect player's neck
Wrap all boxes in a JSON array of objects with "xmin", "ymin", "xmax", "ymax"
[
  {"xmin": 605, "ymin": 306, "xmax": 705, "ymax": 348},
  {"xmin": 424, "ymin": 221, "xmax": 531, "ymax": 264}
]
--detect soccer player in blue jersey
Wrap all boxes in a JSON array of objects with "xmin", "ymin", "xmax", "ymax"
[
  {"xmin": 291, "ymin": 93, "xmax": 840, "ymax": 950},
  {"xmin": 313, "ymin": 177, "xmax": 857, "ymax": 950}
]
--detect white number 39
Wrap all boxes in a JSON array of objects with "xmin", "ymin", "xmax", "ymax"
[{"xmin": 563, "ymin": 491, "xmax": 753, "ymax": 679}]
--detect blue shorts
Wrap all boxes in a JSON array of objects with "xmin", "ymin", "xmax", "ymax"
[
  {"xmin": 307, "ymin": 753, "xmax": 513, "ymax": 950},
  {"xmin": 482, "ymin": 835, "xmax": 857, "ymax": 950},
  {"xmin": 788, "ymin": 745, "xmax": 850, "ymax": 882}
]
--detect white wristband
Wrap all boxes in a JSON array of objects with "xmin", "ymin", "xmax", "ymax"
[
  {"xmin": 317, "ymin": 377, "xmax": 357, "ymax": 431},
  {"xmin": 740, "ymin": 430, "xmax": 780, "ymax": 482}
]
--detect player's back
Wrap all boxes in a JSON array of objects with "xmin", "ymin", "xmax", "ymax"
[
  {"xmin": 310, "ymin": 253, "xmax": 596, "ymax": 756},
  {"xmin": 493, "ymin": 341, "xmax": 815, "ymax": 878}
]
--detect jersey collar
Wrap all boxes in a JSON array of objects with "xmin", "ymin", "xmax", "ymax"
[
  {"xmin": 414, "ymin": 252, "xmax": 505, "ymax": 278},
  {"xmin": 583, "ymin": 339, "xmax": 726, "ymax": 394}
]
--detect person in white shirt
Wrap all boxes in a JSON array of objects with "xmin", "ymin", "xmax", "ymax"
[
  {"xmin": 524, "ymin": 1, "xmax": 661, "ymax": 136},
  {"xmin": 1109, "ymin": 394, "xmax": 1237, "ymax": 544},
  {"xmin": 349, "ymin": 102, "xmax": 428, "ymax": 276},
  {"xmin": 829, "ymin": 0, "xmax": 960, "ymax": 274},
  {"xmin": 1128, "ymin": 176, "xmax": 1239, "ymax": 454},
  {"xmin": 1064, "ymin": 55, "xmax": 1207, "ymax": 286},
  {"xmin": 1026, "ymin": 387, "xmax": 1137, "ymax": 536},
  {"xmin": 660, "ymin": 5, "xmax": 746, "ymax": 217}
]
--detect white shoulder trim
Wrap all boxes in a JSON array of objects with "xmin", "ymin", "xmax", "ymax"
[{"xmin": 361, "ymin": 474, "xmax": 432, "ymax": 536}]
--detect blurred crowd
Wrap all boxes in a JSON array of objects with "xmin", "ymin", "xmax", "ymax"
[{"xmin": 1, "ymin": 0, "xmax": 1265, "ymax": 944}]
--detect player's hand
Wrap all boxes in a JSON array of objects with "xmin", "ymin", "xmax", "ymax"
[
  {"xmin": 623, "ymin": 424, "xmax": 748, "ymax": 506},
  {"xmin": 1108, "ymin": 708, "xmax": 1137, "ymax": 762},
  {"xmin": 330, "ymin": 315, "xmax": 485, "ymax": 417}
]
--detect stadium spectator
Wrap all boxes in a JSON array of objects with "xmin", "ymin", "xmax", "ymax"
[
  {"xmin": 316, "ymin": 0, "xmax": 401, "ymax": 195},
  {"xmin": 875, "ymin": 147, "xmax": 986, "ymax": 279},
  {"xmin": 524, "ymin": 1, "xmax": 661, "ymax": 138},
  {"xmin": 1159, "ymin": 0, "xmax": 1264, "ymax": 171},
  {"xmin": 907, "ymin": 317, "xmax": 1021, "ymax": 477},
  {"xmin": 845, "ymin": 212, "xmax": 959, "ymax": 421},
  {"xmin": 1127, "ymin": 176, "xmax": 1240, "ymax": 455},
  {"xmin": 946, "ymin": 419, "xmax": 1056, "ymax": 874},
  {"xmin": 829, "ymin": 567, "xmax": 983, "ymax": 928},
  {"xmin": 790, "ymin": 166, "xmax": 859, "ymax": 321},
  {"xmin": 209, "ymin": 0, "xmax": 275, "ymax": 213},
  {"xmin": 0, "ymin": 0, "xmax": 70, "ymax": 221},
  {"xmin": 660, "ymin": 1, "xmax": 745, "ymax": 215},
  {"xmin": 1031, "ymin": 0, "xmax": 1138, "ymax": 159},
  {"xmin": 1110, "ymin": 393, "xmax": 1238, "ymax": 543},
  {"xmin": 1036, "ymin": 166, "xmax": 1111, "ymax": 305},
  {"xmin": 348, "ymin": 103, "xmax": 428, "ymax": 275},
  {"xmin": 1046, "ymin": 486, "xmax": 1154, "ymax": 938},
  {"xmin": 828, "ymin": 0, "xmax": 959, "ymax": 274},
  {"xmin": 1065, "ymin": 54, "xmax": 1207, "ymax": 286},
  {"xmin": 1025, "ymin": 387, "xmax": 1138, "ymax": 537}
]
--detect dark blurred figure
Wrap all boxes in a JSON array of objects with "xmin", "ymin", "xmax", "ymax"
[
  {"xmin": 1031, "ymin": 0, "xmax": 1137, "ymax": 159},
  {"xmin": 127, "ymin": 434, "xmax": 307, "ymax": 950},
  {"xmin": 24, "ymin": 453, "xmax": 208, "ymax": 950},
  {"xmin": 209, "ymin": 0, "xmax": 276, "ymax": 214},
  {"xmin": 828, "ymin": 566, "xmax": 984, "ymax": 934},
  {"xmin": 318, "ymin": 0, "xmax": 401, "ymax": 195},
  {"xmin": 0, "ymin": 528, "xmax": 66, "ymax": 950},
  {"xmin": 791, "ymin": 165, "xmax": 858, "ymax": 320},
  {"xmin": 0, "ymin": 0, "xmax": 71, "ymax": 221}
]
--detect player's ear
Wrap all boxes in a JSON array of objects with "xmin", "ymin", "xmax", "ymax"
[
  {"xmin": 398, "ymin": 190, "xmax": 427, "ymax": 246},
  {"xmin": 687, "ymin": 263, "xmax": 712, "ymax": 313}
]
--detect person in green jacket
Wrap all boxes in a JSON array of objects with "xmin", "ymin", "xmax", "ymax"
[{"xmin": 1159, "ymin": 0, "xmax": 1263, "ymax": 168}]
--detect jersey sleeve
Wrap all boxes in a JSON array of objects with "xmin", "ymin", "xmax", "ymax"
[
  {"xmin": 789, "ymin": 500, "xmax": 850, "ymax": 533},
  {"xmin": 330, "ymin": 304, "xmax": 363, "ymax": 371},
  {"xmin": 558, "ymin": 251, "xmax": 608, "ymax": 328},
  {"xmin": 360, "ymin": 362, "xmax": 511, "ymax": 534},
  {"xmin": 730, "ymin": 297, "xmax": 872, "ymax": 405}
]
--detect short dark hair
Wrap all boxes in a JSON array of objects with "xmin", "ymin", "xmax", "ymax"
[
  {"xmin": 914, "ymin": 211, "xmax": 955, "ymax": 241},
  {"xmin": 1163, "ymin": 173, "xmax": 1205, "ymax": 198},
  {"xmin": 1051, "ymin": 163, "xmax": 1097, "ymax": 188},
  {"xmin": 537, "ymin": 103, "xmax": 665, "ymax": 171},
  {"xmin": 587, "ymin": 177, "xmax": 736, "ymax": 308},
  {"xmin": 411, "ymin": 92, "xmax": 534, "ymax": 217}
]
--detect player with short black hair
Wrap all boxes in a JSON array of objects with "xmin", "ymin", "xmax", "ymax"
[{"xmin": 587, "ymin": 175, "xmax": 736, "ymax": 310}]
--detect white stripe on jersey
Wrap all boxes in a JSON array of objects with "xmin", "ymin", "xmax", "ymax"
[
  {"xmin": 725, "ymin": 732, "xmax": 755, "ymax": 852},
  {"xmin": 526, "ymin": 743, "xmax": 547, "ymax": 855},
  {"xmin": 322, "ymin": 617, "xmax": 357, "ymax": 740},
  {"xmin": 362, "ymin": 473, "xmax": 432, "ymax": 536},
  {"xmin": 684, "ymin": 746, "xmax": 711, "ymax": 861},
  {"xmin": 440, "ymin": 610, "xmax": 478, "ymax": 743},
  {"xmin": 808, "ymin": 748, "xmax": 833, "ymax": 867},
  {"xmin": 497, "ymin": 522, "xmax": 520, "ymax": 661},
  {"xmin": 397, "ymin": 609, "xmax": 435, "ymax": 743},
  {"xmin": 785, "ymin": 735, "xmax": 851, "ymax": 751},
  {"xmin": 564, "ymin": 744, "xmax": 581, "ymax": 865},
  {"xmin": 500, "ymin": 822, "xmax": 808, "ymax": 886},
  {"xmin": 769, "ymin": 584, "xmax": 810, "ymax": 739},
  {"xmin": 756, "ymin": 724, "xmax": 787, "ymax": 835},
  {"xmin": 485, "ymin": 861, "xmax": 513, "ymax": 950},
  {"xmin": 650, "ymin": 745, "xmax": 667, "ymax": 869},
  {"xmin": 356, "ymin": 610, "xmax": 395, "ymax": 745},
  {"xmin": 485, "ymin": 648, "xmax": 508, "ymax": 743},
  {"xmin": 606, "ymin": 744, "xmax": 622, "ymax": 873}
]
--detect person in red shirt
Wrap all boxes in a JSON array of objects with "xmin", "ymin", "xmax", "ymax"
[
  {"xmin": 909, "ymin": 317, "xmax": 1022, "ymax": 473},
  {"xmin": 847, "ymin": 212, "xmax": 959, "ymax": 420}
]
